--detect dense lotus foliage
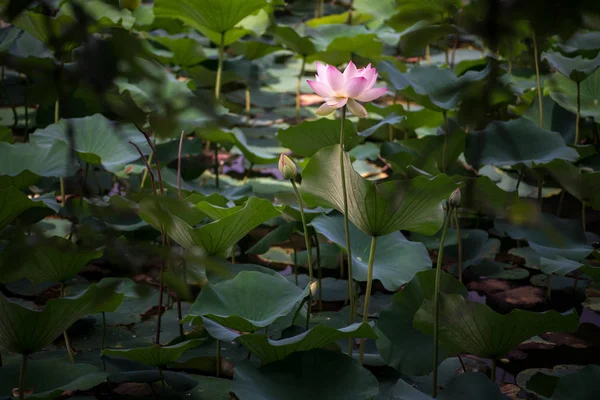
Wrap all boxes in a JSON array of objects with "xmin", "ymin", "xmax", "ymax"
[{"xmin": 1, "ymin": 0, "xmax": 600, "ymax": 399}]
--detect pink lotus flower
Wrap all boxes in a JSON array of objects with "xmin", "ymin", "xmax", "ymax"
[{"xmin": 307, "ymin": 61, "xmax": 387, "ymax": 118}]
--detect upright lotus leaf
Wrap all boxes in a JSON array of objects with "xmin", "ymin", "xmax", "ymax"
[
  {"xmin": 0, "ymin": 358, "xmax": 108, "ymax": 400},
  {"xmin": 247, "ymin": 220, "xmax": 300, "ymax": 255},
  {"xmin": 539, "ymin": 256, "xmax": 583, "ymax": 276},
  {"xmin": 414, "ymin": 293, "xmax": 580, "ymax": 359},
  {"xmin": 232, "ymin": 349, "xmax": 379, "ymax": 400},
  {"xmin": 465, "ymin": 118, "xmax": 579, "ymax": 168},
  {"xmin": 302, "ymin": 145, "xmax": 457, "ymax": 237},
  {"xmin": 230, "ymin": 39, "xmax": 281, "ymax": 60},
  {"xmin": 388, "ymin": 372, "xmax": 506, "ymax": 400},
  {"xmin": 268, "ymin": 24, "xmax": 316, "ymax": 56},
  {"xmin": 102, "ymin": 339, "xmax": 203, "ymax": 368},
  {"xmin": 0, "ymin": 236, "xmax": 103, "ymax": 284},
  {"xmin": 495, "ymin": 213, "xmax": 593, "ymax": 261},
  {"xmin": 0, "ymin": 137, "xmax": 78, "ymax": 178},
  {"xmin": 541, "ymin": 51, "xmax": 600, "ymax": 82},
  {"xmin": 0, "ymin": 187, "xmax": 47, "ymax": 230},
  {"xmin": 549, "ymin": 365, "xmax": 600, "ymax": 399},
  {"xmin": 311, "ymin": 214, "xmax": 431, "ymax": 291},
  {"xmin": 277, "ymin": 119, "xmax": 361, "ymax": 158},
  {"xmin": 188, "ymin": 271, "xmax": 310, "ymax": 332},
  {"xmin": 12, "ymin": 8, "xmax": 76, "ymax": 46},
  {"xmin": 32, "ymin": 114, "xmax": 151, "ymax": 172},
  {"xmin": 558, "ymin": 31, "xmax": 600, "ymax": 53},
  {"xmin": 544, "ymin": 159, "xmax": 600, "ymax": 209},
  {"xmin": 154, "ymin": 0, "xmax": 270, "ymax": 45},
  {"xmin": 396, "ymin": 21, "xmax": 456, "ymax": 56},
  {"xmin": 377, "ymin": 269, "xmax": 468, "ymax": 376},
  {"xmin": 202, "ymin": 317, "xmax": 376, "ymax": 363},
  {"xmin": 546, "ymin": 67, "xmax": 600, "ymax": 121},
  {"xmin": 358, "ymin": 113, "xmax": 405, "ymax": 138},
  {"xmin": 454, "ymin": 176, "xmax": 517, "ymax": 216},
  {"xmin": 149, "ymin": 34, "xmax": 206, "ymax": 68},
  {"xmin": 139, "ymin": 196, "xmax": 281, "ymax": 255},
  {"xmin": 196, "ymin": 127, "xmax": 279, "ymax": 165},
  {"xmin": 0, "ymin": 285, "xmax": 97, "ymax": 354},
  {"xmin": 378, "ymin": 62, "xmax": 491, "ymax": 111},
  {"xmin": 353, "ymin": 0, "xmax": 396, "ymax": 20}
]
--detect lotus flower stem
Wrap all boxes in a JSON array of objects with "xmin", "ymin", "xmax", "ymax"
[
  {"xmin": 215, "ymin": 32, "xmax": 225, "ymax": 100},
  {"xmin": 60, "ymin": 283, "xmax": 76, "ymax": 363},
  {"xmin": 491, "ymin": 358, "xmax": 497, "ymax": 382},
  {"xmin": 140, "ymin": 152, "xmax": 153, "ymax": 190},
  {"xmin": 454, "ymin": 211, "xmax": 463, "ymax": 282},
  {"xmin": 177, "ymin": 131, "xmax": 185, "ymax": 199},
  {"xmin": 358, "ymin": 235, "xmax": 377, "ymax": 364},
  {"xmin": 296, "ymin": 57, "xmax": 306, "ymax": 125},
  {"xmin": 245, "ymin": 85, "xmax": 251, "ymax": 122},
  {"xmin": 293, "ymin": 246, "xmax": 298, "ymax": 285},
  {"xmin": 214, "ymin": 144, "xmax": 220, "ymax": 189},
  {"xmin": 575, "ymin": 81, "xmax": 581, "ymax": 145},
  {"xmin": 515, "ymin": 165, "xmax": 525, "ymax": 192},
  {"xmin": 19, "ymin": 353, "xmax": 28, "ymax": 400},
  {"xmin": 432, "ymin": 207, "xmax": 453, "ymax": 397},
  {"xmin": 532, "ymin": 32, "xmax": 544, "ymax": 128},
  {"xmin": 442, "ymin": 111, "xmax": 449, "ymax": 173},
  {"xmin": 426, "ymin": 45, "xmax": 431, "ymax": 65},
  {"xmin": 313, "ymin": 231, "xmax": 323, "ymax": 311},
  {"xmin": 291, "ymin": 179, "xmax": 313, "ymax": 327},
  {"xmin": 339, "ymin": 105, "xmax": 357, "ymax": 355}
]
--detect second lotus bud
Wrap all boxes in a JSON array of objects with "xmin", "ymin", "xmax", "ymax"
[
  {"xmin": 449, "ymin": 188, "xmax": 461, "ymax": 208},
  {"xmin": 279, "ymin": 154, "xmax": 297, "ymax": 180}
]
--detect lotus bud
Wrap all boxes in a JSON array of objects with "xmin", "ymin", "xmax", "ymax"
[
  {"xmin": 279, "ymin": 154, "xmax": 297, "ymax": 180},
  {"xmin": 448, "ymin": 188, "xmax": 461, "ymax": 208}
]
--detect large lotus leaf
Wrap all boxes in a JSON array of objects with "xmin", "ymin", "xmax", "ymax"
[
  {"xmin": 0, "ymin": 358, "xmax": 107, "ymax": 400},
  {"xmin": 0, "ymin": 137, "xmax": 78, "ymax": 178},
  {"xmin": 196, "ymin": 127, "xmax": 279, "ymax": 165},
  {"xmin": 523, "ymin": 97, "xmax": 576, "ymax": 144},
  {"xmin": 149, "ymin": 35, "xmax": 206, "ymax": 67},
  {"xmin": 387, "ymin": 372, "xmax": 506, "ymax": 400},
  {"xmin": 202, "ymin": 317, "xmax": 376, "ymax": 363},
  {"xmin": 465, "ymin": 118, "xmax": 579, "ymax": 168},
  {"xmin": 277, "ymin": 119, "xmax": 361, "ymax": 158},
  {"xmin": 311, "ymin": 214, "xmax": 430, "ymax": 291},
  {"xmin": 230, "ymin": 39, "xmax": 281, "ymax": 61},
  {"xmin": 397, "ymin": 21, "xmax": 456, "ymax": 56},
  {"xmin": 358, "ymin": 113, "xmax": 405, "ymax": 138},
  {"xmin": 64, "ymin": 0, "xmax": 136, "ymax": 29},
  {"xmin": 139, "ymin": 196, "xmax": 281, "ymax": 255},
  {"xmin": 378, "ymin": 62, "xmax": 491, "ymax": 111},
  {"xmin": 188, "ymin": 271, "xmax": 309, "ymax": 332},
  {"xmin": 549, "ymin": 365, "xmax": 600, "ymax": 399},
  {"xmin": 539, "ymin": 256, "xmax": 583, "ymax": 276},
  {"xmin": 232, "ymin": 349, "xmax": 379, "ymax": 400},
  {"xmin": 353, "ymin": 0, "xmax": 396, "ymax": 20},
  {"xmin": 495, "ymin": 213, "xmax": 593, "ymax": 261},
  {"xmin": 247, "ymin": 220, "xmax": 300, "ymax": 255},
  {"xmin": 414, "ymin": 293, "xmax": 580, "ymax": 358},
  {"xmin": 0, "ymin": 236, "xmax": 102, "ymax": 284},
  {"xmin": 0, "ymin": 285, "xmax": 97, "ymax": 354},
  {"xmin": 377, "ymin": 269, "xmax": 467, "ymax": 376},
  {"xmin": 12, "ymin": 9, "xmax": 75, "ymax": 45},
  {"xmin": 102, "ymin": 339, "xmax": 203, "ymax": 368},
  {"xmin": 311, "ymin": 34, "xmax": 384, "ymax": 66},
  {"xmin": 302, "ymin": 145, "xmax": 457, "ymax": 237},
  {"xmin": 32, "ymin": 114, "xmax": 151, "ymax": 172},
  {"xmin": 544, "ymin": 159, "xmax": 600, "ymax": 209},
  {"xmin": 454, "ymin": 176, "xmax": 517, "ymax": 216},
  {"xmin": 154, "ymin": 0, "xmax": 269, "ymax": 40},
  {"xmin": 541, "ymin": 51, "xmax": 600, "ymax": 82},
  {"xmin": 546, "ymin": 68, "xmax": 600, "ymax": 121},
  {"xmin": 0, "ymin": 187, "xmax": 48, "ymax": 230},
  {"xmin": 268, "ymin": 24, "xmax": 316, "ymax": 56}
]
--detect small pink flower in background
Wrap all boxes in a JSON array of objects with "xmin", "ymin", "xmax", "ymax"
[{"xmin": 307, "ymin": 61, "xmax": 387, "ymax": 118}]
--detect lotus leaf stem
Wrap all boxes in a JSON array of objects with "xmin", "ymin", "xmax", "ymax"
[
  {"xmin": 216, "ymin": 340, "xmax": 221, "ymax": 377},
  {"xmin": 313, "ymin": 231, "xmax": 323, "ymax": 311},
  {"xmin": 532, "ymin": 33, "xmax": 543, "ymax": 128},
  {"xmin": 60, "ymin": 283, "xmax": 76, "ymax": 363},
  {"xmin": 491, "ymin": 358, "xmax": 497, "ymax": 382},
  {"xmin": 442, "ymin": 111, "xmax": 449, "ymax": 173},
  {"xmin": 245, "ymin": 85, "xmax": 251, "ymax": 122},
  {"xmin": 293, "ymin": 246, "xmax": 298, "ymax": 285},
  {"xmin": 177, "ymin": 131, "xmax": 185, "ymax": 199},
  {"xmin": 582, "ymin": 202, "xmax": 587, "ymax": 232},
  {"xmin": 291, "ymin": 179, "xmax": 313, "ymax": 328},
  {"xmin": 358, "ymin": 235, "xmax": 377, "ymax": 365},
  {"xmin": 215, "ymin": 32, "xmax": 225, "ymax": 100},
  {"xmin": 454, "ymin": 211, "xmax": 463, "ymax": 282},
  {"xmin": 575, "ymin": 81, "xmax": 581, "ymax": 145},
  {"xmin": 296, "ymin": 57, "xmax": 306, "ymax": 125},
  {"xmin": 19, "ymin": 353, "xmax": 28, "ymax": 400}
]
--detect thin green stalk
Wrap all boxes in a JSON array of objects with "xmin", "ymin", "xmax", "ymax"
[
  {"xmin": 314, "ymin": 231, "xmax": 323, "ymax": 311},
  {"xmin": 296, "ymin": 56, "xmax": 306, "ymax": 125},
  {"xmin": 582, "ymin": 202, "xmax": 587, "ymax": 232},
  {"xmin": 101, "ymin": 311, "xmax": 107, "ymax": 371},
  {"xmin": 442, "ymin": 111, "xmax": 449, "ymax": 173},
  {"xmin": 216, "ymin": 340, "xmax": 221, "ymax": 377},
  {"xmin": 491, "ymin": 358, "xmax": 497, "ymax": 382},
  {"xmin": 339, "ymin": 105, "xmax": 356, "ymax": 355},
  {"xmin": 515, "ymin": 165, "xmax": 525, "ymax": 192},
  {"xmin": 532, "ymin": 33, "xmax": 543, "ymax": 128},
  {"xmin": 215, "ymin": 33, "xmax": 225, "ymax": 100},
  {"xmin": 557, "ymin": 190, "xmax": 565, "ymax": 217},
  {"xmin": 245, "ymin": 85, "xmax": 251, "ymax": 122},
  {"xmin": 293, "ymin": 246, "xmax": 298, "ymax": 286},
  {"xmin": 19, "ymin": 353, "xmax": 28, "ymax": 400},
  {"xmin": 159, "ymin": 368, "xmax": 166, "ymax": 392},
  {"xmin": 60, "ymin": 283, "xmax": 76, "ymax": 363},
  {"xmin": 56, "ymin": 98, "xmax": 67, "ymax": 207},
  {"xmin": 358, "ymin": 236, "xmax": 377, "ymax": 365},
  {"xmin": 23, "ymin": 74, "xmax": 29, "ymax": 141},
  {"xmin": 537, "ymin": 179, "xmax": 543, "ymax": 205},
  {"xmin": 575, "ymin": 81, "xmax": 581, "ymax": 145},
  {"xmin": 140, "ymin": 152, "xmax": 153, "ymax": 190},
  {"xmin": 454, "ymin": 211, "xmax": 463, "ymax": 282},
  {"xmin": 432, "ymin": 208, "xmax": 453, "ymax": 398},
  {"xmin": 291, "ymin": 179, "xmax": 313, "ymax": 328}
]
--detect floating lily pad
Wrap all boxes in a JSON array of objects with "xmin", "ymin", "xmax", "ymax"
[
  {"xmin": 311, "ymin": 214, "xmax": 431, "ymax": 291},
  {"xmin": 232, "ymin": 349, "xmax": 379, "ymax": 400},
  {"xmin": 102, "ymin": 339, "xmax": 203, "ymax": 368},
  {"xmin": 414, "ymin": 293, "xmax": 580, "ymax": 358},
  {"xmin": 188, "ymin": 271, "xmax": 309, "ymax": 332}
]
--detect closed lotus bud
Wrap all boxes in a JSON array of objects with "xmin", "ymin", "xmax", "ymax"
[
  {"xmin": 279, "ymin": 154, "xmax": 297, "ymax": 180},
  {"xmin": 449, "ymin": 188, "xmax": 461, "ymax": 208}
]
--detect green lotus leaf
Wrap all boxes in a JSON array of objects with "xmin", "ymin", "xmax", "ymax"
[
  {"xmin": 539, "ymin": 256, "xmax": 583, "ymax": 276},
  {"xmin": 0, "ymin": 236, "xmax": 102, "ymax": 284},
  {"xmin": 139, "ymin": 196, "xmax": 281, "ymax": 256},
  {"xmin": 267, "ymin": 24, "xmax": 316, "ymax": 56},
  {"xmin": 541, "ymin": 50, "xmax": 600, "ymax": 82},
  {"xmin": 397, "ymin": 21, "xmax": 456, "ymax": 56},
  {"xmin": 12, "ymin": 9, "xmax": 75, "ymax": 45},
  {"xmin": 247, "ymin": 220, "xmax": 300, "ymax": 255},
  {"xmin": 197, "ymin": 127, "xmax": 279, "ymax": 165},
  {"xmin": 66, "ymin": 0, "xmax": 136, "ymax": 30},
  {"xmin": 469, "ymin": 260, "xmax": 530, "ymax": 280},
  {"xmin": 102, "ymin": 339, "xmax": 203, "ymax": 368},
  {"xmin": 232, "ymin": 349, "xmax": 379, "ymax": 400},
  {"xmin": 558, "ymin": 31, "xmax": 600, "ymax": 53},
  {"xmin": 358, "ymin": 113, "xmax": 404, "ymax": 138},
  {"xmin": 453, "ymin": 175, "xmax": 518, "ymax": 216},
  {"xmin": 0, "ymin": 187, "xmax": 48, "ymax": 230},
  {"xmin": 188, "ymin": 271, "xmax": 309, "ymax": 332},
  {"xmin": 377, "ymin": 269, "xmax": 467, "ymax": 376},
  {"xmin": 546, "ymin": 68, "xmax": 600, "ymax": 121},
  {"xmin": 387, "ymin": 372, "xmax": 506, "ymax": 400},
  {"xmin": 149, "ymin": 35, "xmax": 206, "ymax": 67},
  {"xmin": 277, "ymin": 119, "xmax": 361, "ymax": 158},
  {"xmin": 203, "ymin": 317, "xmax": 376, "ymax": 363},
  {"xmin": 0, "ymin": 137, "xmax": 79, "ymax": 178},
  {"xmin": 0, "ymin": 358, "xmax": 107, "ymax": 400},
  {"xmin": 353, "ymin": 0, "xmax": 396, "ymax": 20},
  {"xmin": 550, "ymin": 365, "xmax": 600, "ymax": 399},
  {"xmin": 0, "ymin": 285, "xmax": 97, "ymax": 354},
  {"xmin": 465, "ymin": 118, "xmax": 579, "ymax": 168},
  {"xmin": 414, "ymin": 293, "xmax": 580, "ymax": 358},
  {"xmin": 311, "ymin": 33, "xmax": 384, "ymax": 66},
  {"xmin": 230, "ymin": 39, "xmax": 281, "ymax": 60},
  {"xmin": 544, "ymin": 159, "xmax": 600, "ymax": 209},
  {"xmin": 311, "ymin": 214, "xmax": 430, "ymax": 291},
  {"xmin": 302, "ymin": 145, "xmax": 457, "ymax": 236}
]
